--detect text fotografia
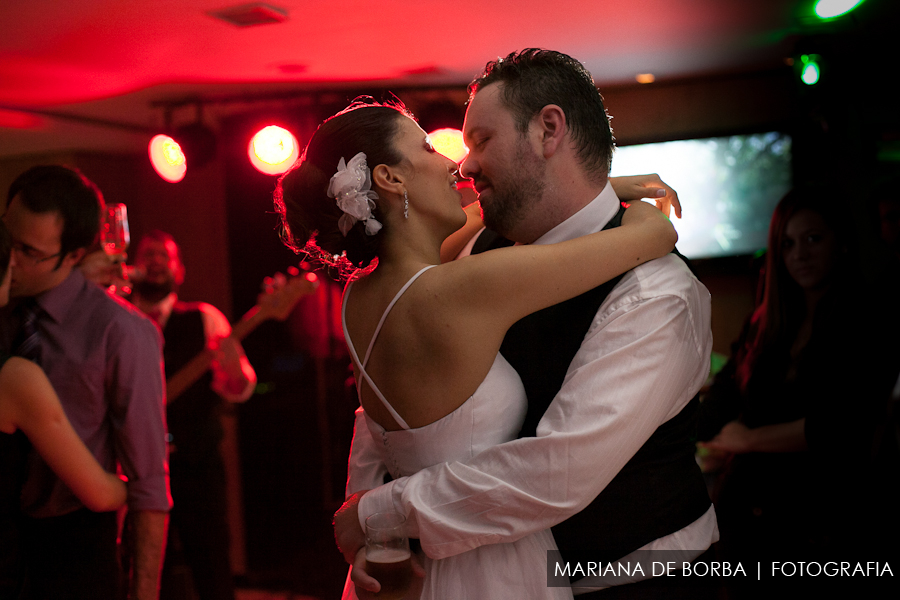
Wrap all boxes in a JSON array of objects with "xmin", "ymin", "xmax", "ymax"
[
  {"xmin": 546, "ymin": 550, "xmax": 894, "ymax": 587},
  {"xmin": 771, "ymin": 562, "xmax": 893, "ymax": 577}
]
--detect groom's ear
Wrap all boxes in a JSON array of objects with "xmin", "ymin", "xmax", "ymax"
[
  {"xmin": 535, "ymin": 104, "xmax": 566, "ymax": 158},
  {"xmin": 372, "ymin": 163, "xmax": 405, "ymax": 195}
]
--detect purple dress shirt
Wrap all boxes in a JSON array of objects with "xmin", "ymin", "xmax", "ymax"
[{"xmin": 1, "ymin": 269, "xmax": 171, "ymax": 516}]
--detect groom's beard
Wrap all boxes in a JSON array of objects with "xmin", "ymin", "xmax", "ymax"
[
  {"xmin": 481, "ymin": 139, "xmax": 545, "ymax": 239},
  {"xmin": 132, "ymin": 278, "xmax": 175, "ymax": 304}
]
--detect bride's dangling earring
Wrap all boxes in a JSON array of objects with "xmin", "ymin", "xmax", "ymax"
[{"xmin": 403, "ymin": 190, "xmax": 409, "ymax": 220}]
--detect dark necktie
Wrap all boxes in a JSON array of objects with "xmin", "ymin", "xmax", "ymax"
[{"xmin": 15, "ymin": 299, "xmax": 42, "ymax": 364}]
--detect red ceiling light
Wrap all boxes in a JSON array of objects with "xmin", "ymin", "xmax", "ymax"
[
  {"xmin": 249, "ymin": 125, "xmax": 299, "ymax": 175},
  {"xmin": 428, "ymin": 128, "xmax": 468, "ymax": 164},
  {"xmin": 147, "ymin": 120, "xmax": 216, "ymax": 183},
  {"xmin": 148, "ymin": 134, "xmax": 187, "ymax": 183}
]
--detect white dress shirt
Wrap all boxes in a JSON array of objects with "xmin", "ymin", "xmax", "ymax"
[{"xmin": 347, "ymin": 182, "xmax": 718, "ymax": 591}]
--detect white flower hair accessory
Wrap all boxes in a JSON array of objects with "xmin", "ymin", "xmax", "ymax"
[{"xmin": 327, "ymin": 152, "xmax": 382, "ymax": 237}]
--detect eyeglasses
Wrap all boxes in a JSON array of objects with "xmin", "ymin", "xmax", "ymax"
[{"xmin": 11, "ymin": 243, "xmax": 62, "ymax": 266}]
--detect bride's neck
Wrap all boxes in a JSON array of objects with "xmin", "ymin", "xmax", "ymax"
[{"xmin": 377, "ymin": 215, "xmax": 446, "ymax": 270}]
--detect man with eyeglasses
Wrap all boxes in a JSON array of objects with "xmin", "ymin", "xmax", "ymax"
[{"xmin": 0, "ymin": 165, "xmax": 170, "ymax": 600}]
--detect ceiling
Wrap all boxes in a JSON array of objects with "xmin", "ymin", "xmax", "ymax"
[{"xmin": 0, "ymin": 0, "xmax": 880, "ymax": 159}]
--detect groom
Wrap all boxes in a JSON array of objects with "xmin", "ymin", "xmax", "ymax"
[{"xmin": 335, "ymin": 48, "xmax": 716, "ymax": 598}]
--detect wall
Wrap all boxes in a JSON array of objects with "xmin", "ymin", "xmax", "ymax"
[
  {"xmin": 605, "ymin": 69, "xmax": 796, "ymax": 145},
  {"xmin": 603, "ymin": 70, "xmax": 797, "ymax": 356}
]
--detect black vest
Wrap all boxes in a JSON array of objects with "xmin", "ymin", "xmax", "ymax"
[
  {"xmin": 472, "ymin": 208, "xmax": 711, "ymax": 565},
  {"xmin": 163, "ymin": 305, "xmax": 225, "ymax": 467}
]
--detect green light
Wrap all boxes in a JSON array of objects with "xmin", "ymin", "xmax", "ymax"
[
  {"xmin": 814, "ymin": 0, "xmax": 865, "ymax": 20},
  {"xmin": 800, "ymin": 55, "xmax": 821, "ymax": 85},
  {"xmin": 802, "ymin": 63, "xmax": 820, "ymax": 85}
]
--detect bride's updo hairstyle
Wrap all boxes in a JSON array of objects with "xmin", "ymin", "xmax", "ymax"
[{"xmin": 275, "ymin": 99, "xmax": 414, "ymax": 275}]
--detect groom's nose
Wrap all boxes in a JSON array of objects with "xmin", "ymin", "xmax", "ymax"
[{"xmin": 460, "ymin": 154, "xmax": 478, "ymax": 180}]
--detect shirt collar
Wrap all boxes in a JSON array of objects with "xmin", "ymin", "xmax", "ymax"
[
  {"xmin": 35, "ymin": 269, "xmax": 86, "ymax": 324},
  {"xmin": 533, "ymin": 181, "xmax": 620, "ymax": 245}
]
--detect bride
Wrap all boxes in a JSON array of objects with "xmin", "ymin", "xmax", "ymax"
[{"xmin": 275, "ymin": 99, "xmax": 677, "ymax": 599}]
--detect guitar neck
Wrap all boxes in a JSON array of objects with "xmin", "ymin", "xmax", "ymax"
[
  {"xmin": 164, "ymin": 268, "xmax": 317, "ymax": 404},
  {"xmin": 229, "ymin": 305, "xmax": 266, "ymax": 343},
  {"xmin": 165, "ymin": 306, "xmax": 267, "ymax": 404}
]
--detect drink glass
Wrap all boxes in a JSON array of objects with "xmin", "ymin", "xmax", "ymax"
[
  {"xmin": 365, "ymin": 512, "xmax": 412, "ymax": 599},
  {"xmin": 102, "ymin": 203, "xmax": 130, "ymax": 259},
  {"xmin": 99, "ymin": 204, "xmax": 131, "ymax": 294}
]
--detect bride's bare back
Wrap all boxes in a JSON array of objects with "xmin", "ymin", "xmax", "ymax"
[{"xmin": 343, "ymin": 200, "xmax": 675, "ymax": 431}]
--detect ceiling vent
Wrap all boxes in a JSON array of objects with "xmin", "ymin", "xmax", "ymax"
[
  {"xmin": 402, "ymin": 65, "xmax": 445, "ymax": 77},
  {"xmin": 208, "ymin": 3, "xmax": 289, "ymax": 28}
]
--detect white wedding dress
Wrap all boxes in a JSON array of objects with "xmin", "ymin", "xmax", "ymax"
[{"xmin": 341, "ymin": 266, "xmax": 572, "ymax": 600}]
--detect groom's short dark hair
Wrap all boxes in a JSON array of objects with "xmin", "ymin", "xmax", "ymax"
[{"xmin": 469, "ymin": 48, "xmax": 614, "ymax": 183}]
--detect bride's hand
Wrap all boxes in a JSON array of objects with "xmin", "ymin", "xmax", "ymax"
[
  {"xmin": 610, "ymin": 173, "xmax": 682, "ymax": 219},
  {"xmin": 350, "ymin": 548, "xmax": 380, "ymax": 596},
  {"xmin": 351, "ymin": 547, "xmax": 425, "ymax": 599},
  {"xmin": 334, "ymin": 491, "xmax": 368, "ymax": 564},
  {"xmin": 620, "ymin": 197, "xmax": 678, "ymax": 251}
]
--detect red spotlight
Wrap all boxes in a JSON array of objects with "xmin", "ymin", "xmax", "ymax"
[
  {"xmin": 148, "ymin": 134, "xmax": 187, "ymax": 183},
  {"xmin": 429, "ymin": 128, "xmax": 468, "ymax": 164},
  {"xmin": 249, "ymin": 125, "xmax": 299, "ymax": 175}
]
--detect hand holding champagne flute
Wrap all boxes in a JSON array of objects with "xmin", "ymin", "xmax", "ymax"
[
  {"xmin": 102, "ymin": 203, "xmax": 130, "ymax": 258},
  {"xmin": 100, "ymin": 203, "xmax": 133, "ymax": 294},
  {"xmin": 364, "ymin": 512, "xmax": 413, "ymax": 599}
]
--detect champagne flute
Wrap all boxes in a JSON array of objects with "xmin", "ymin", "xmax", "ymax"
[
  {"xmin": 365, "ymin": 512, "xmax": 413, "ymax": 599},
  {"xmin": 102, "ymin": 203, "xmax": 130, "ymax": 259},
  {"xmin": 101, "ymin": 204, "xmax": 131, "ymax": 294}
]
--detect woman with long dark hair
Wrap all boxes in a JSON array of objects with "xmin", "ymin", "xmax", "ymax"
[
  {"xmin": 702, "ymin": 186, "xmax": 851, "ymax": 445},
  {"xmin": 698, "ymin": 184, "xmax": 893, "ymax": 583}
]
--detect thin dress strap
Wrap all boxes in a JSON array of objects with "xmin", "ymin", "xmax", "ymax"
[{"xmin": 342, "ymin": 265, "xmax": 437, "ymax": 430}]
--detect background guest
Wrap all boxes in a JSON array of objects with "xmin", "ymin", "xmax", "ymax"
[
  {"xmin": 698, "ymin": 184, "xmax": 898, "ymax": 595},
  {"xmin": 0, "ymin": 221, "xmax": 127, "ymax": 598},
  {"xmin": 0, "ymin": 165, "xmax": 169, "ymax": 600},
  {"xmin": 130, "ymin": 230, "xmax": 255, "ymax": 600}
]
